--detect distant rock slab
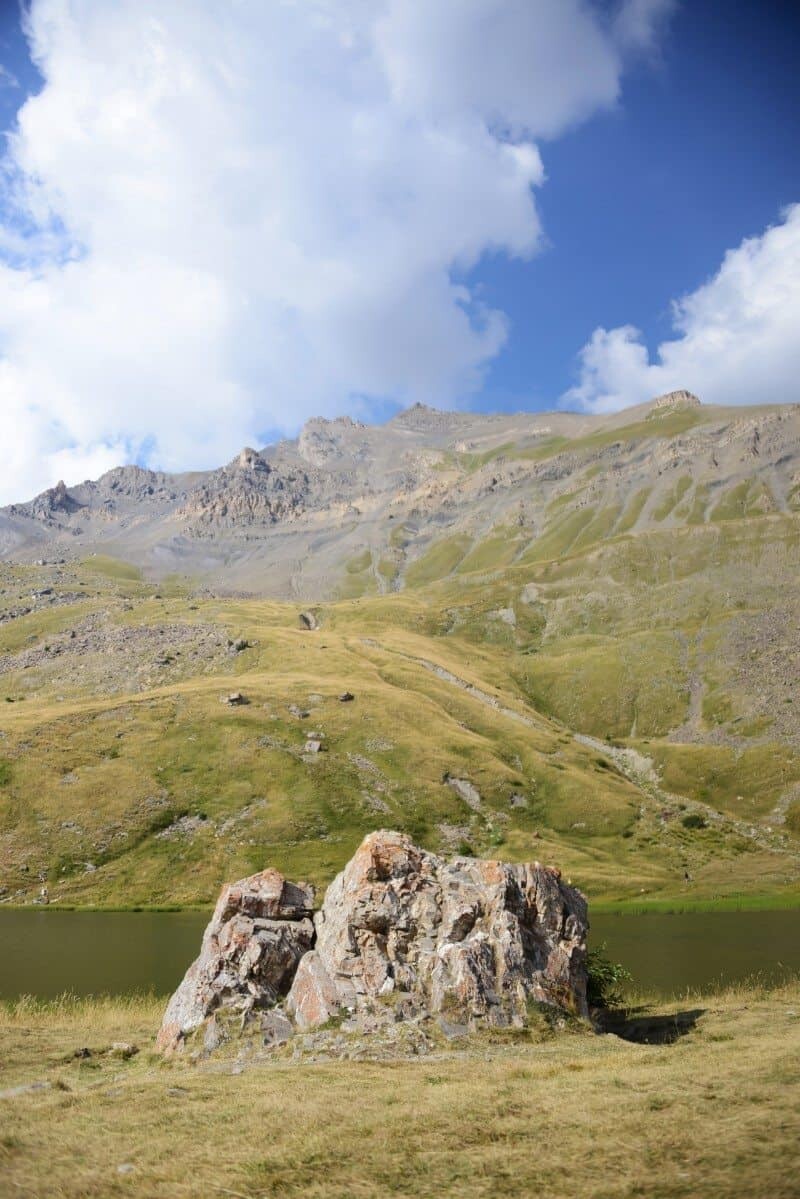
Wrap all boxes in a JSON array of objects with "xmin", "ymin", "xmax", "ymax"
[
  {"xmin": 156, "ymin": 869, "xmax": 315, "ymax": 1052},
  {"xmin": 157, "ymin": 831, "xmax": 588, "ymax": 1052}
]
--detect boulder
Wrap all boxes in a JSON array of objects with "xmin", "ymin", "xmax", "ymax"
[
  {"xmin": 287, "ymin": 830, "xmax": 587, "ymax": 1030},
  {"xmin": 157, "ymin": 831, "xmax": 588, "ymax": 1052},
  {"xmin": 156, "ymin": 869, "xmax": 314, "ymax": 1052}
]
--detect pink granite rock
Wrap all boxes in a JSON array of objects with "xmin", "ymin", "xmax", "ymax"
[
  {"xmin": 286, "ymin": 830, "xmax": 587, "ymax": 1030},
  {"xmin": 156, "ymin": 868, "xmax": 314, "ymax": 1052}
]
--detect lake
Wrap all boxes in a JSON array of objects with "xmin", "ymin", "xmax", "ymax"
[{"xmin": 0, "ymin": 907, "xmax": 798, "ymax": 1001}]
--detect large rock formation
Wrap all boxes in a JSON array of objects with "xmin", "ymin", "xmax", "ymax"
[
  {"xmin": 156, "ymin": 869, "xmax": 315, "ymax": 1052},
  {"xmin": 157, "ymin": 831, "xmax": 588, "ymax": 1052},
  {"xmin": 287, "ymin": 831, "xmax": 588, "ymax": 1029}
]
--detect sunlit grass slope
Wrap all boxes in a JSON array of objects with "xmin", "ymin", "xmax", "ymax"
[{"xmin": 1, "ymin": 503, "xmax": 799, "ymax": 911}]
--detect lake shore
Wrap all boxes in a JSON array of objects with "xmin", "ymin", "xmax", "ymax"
[{"xmin": 5, "ymin": 886, "xmax": 800, "ymax": 914}]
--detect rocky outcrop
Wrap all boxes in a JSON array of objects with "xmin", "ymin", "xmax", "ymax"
[
  {"xmin": 178, "ymin": 449, "xmax": 311, "ymax": 531},
  {"xmin": 156, "ymin": 869, "xmax": 315, "ymax": 1052},
  {"xmin": 158, "ymin": 831, "xmax": 588, "ymax": 1052},
  {"xmin": 9, "ymin": 479, "xmax": 83, "ymax": 524},
  {"xmin": 288, "ymin": 831, "xmax": 587, "ymax": 1029},
  {"xmin": 650, "ymin": 389, "xmax": 701, "ymax": 413}
]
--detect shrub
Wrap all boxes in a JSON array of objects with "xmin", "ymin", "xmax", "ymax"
[
  {"xmin": 586, "ymin": 943, "xmax": 632, "ymax": 1009},
  {"xmin": 682, "ymin": 812, "xmax": 707, "ymax": 830}
]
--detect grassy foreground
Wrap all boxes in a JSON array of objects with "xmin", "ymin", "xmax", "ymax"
[{"xmin": 1, "ymin": 983, "xmax": 799, "ymax": 1198}]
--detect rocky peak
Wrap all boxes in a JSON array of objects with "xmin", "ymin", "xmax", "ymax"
[
  {"xmin": 178, "ymin": 450, "xmax": 309, "ymax": 531},
  {"xmin": 297, "ymin": 416, "xmax": 367, "ymax": 467},
  {"xmin": 95, "ymin": 465, "xmax": 180, "ymax": 502},
  {"xmin": 233, "ymin": 446, "xmax": 270, "ymax": 473},
  {"xmin": 390, "ymin": 402, "xmax": 468, "ymax": 432},
  {"xmin": 650, "ymin": 389, "xmax": 701, "ymax": 413},
  {"xmin": 157, "ymin": 830, "xmax": 588, "ymax": 1052},
  {"xmin": 9, "ymin": 479, "xmax": 83, "ymax": 523}
]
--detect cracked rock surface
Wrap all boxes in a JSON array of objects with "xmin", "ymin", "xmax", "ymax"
[
  {"xmin": 156, "ymin": 869, "xmax": 315, "ymax": 1052},
  {"xmin": 159, "ymin": 830, "xmax": 588, "ymax": 1052}
]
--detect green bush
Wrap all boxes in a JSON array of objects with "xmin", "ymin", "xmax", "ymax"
[
  {"xmin": 682, "ymin": 812, "xmax": 707, "ymax": 830},
  {"xmin": 586, "ymin": 943, "xmax": 632, "ymax": 1009}
]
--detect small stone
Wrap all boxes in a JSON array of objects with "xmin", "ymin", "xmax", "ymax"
[
  {"xmin": 108, "ymin": 1042, "xmax": 139, "ymax": 1060},
  {"xmin": 338, "ymin": 691, "xmax": 355, "ymax": 702},
  {"xmin": 203, "ymin": 1017, "xmax": 223, "ymax": 1053},
  {"xmin": 117, "ymin": 1164, "xmax": 135, "ymax": 1176},
  {"xmin": 438, "ymin": 1016, "xmax": 469, "ymax": 1040},
  {"xmin": 261, "ymin": 1009, "xmax": 294, "ymax": 1046}
]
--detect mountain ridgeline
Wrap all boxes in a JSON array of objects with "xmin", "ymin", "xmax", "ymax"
[
  {"xmin": 3, "ymin": 390, "xmax": 798, "ymax": 598},
  {"xmin": 0, "ymin": 390, "xmax": 798, "ymax": 909}
]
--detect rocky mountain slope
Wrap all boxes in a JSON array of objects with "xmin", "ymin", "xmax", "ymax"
[
  {"xmin": 0, "ymin": 390, "xmax": 798, "ymax": 909},
  {"xmin": 2, "ymin": 391, "xmax": 798, "ymax": 598}
]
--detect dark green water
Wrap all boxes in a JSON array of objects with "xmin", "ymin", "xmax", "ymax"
[{"xmin": 0, "ymin": 908, "xmax": 798, "ymax": 1000}]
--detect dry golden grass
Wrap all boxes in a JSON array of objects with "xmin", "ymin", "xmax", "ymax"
[{"xmin": 1, "ymin": 982, "xmax": 798, "ymax": 1198}]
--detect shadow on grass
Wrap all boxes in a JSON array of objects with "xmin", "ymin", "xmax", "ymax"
[{"xmin": 596, "ymin": 1006, "xmax": 706, "ymax": 1045}]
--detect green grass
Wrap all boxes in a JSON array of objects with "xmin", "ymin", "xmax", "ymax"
[
  {"xmin": 1, "ymin": 430, "xmax": 799, "ymax": 913},
  {"xmin": 592, "ymin": 892, "xmax": 800, "ymax": 914},
  {"xmin": 710, "ymin": 478, "xmax": 776, "ymax": 522},
  {"xmin": 404, "ymin": 535, "xmax": 472, "ymax": 587},
  {"xmin": 456, "ymin": 527, "xmax": 525, "ymax": 574},
  {"xmin": 520, "ymin": 506, "xmax": 597, "ymax": 563},
  {"xmin": 80, "ymin": 555, "xmax": 143, "ymax": 581},
  {"xmin": 615, "ymin": 486, "xmax": 651, "ymax": 535},
  {"xmin": 644, "ymin": 742, "xmax": 800, "ymax": 821},
  {"xmin": 652, "ymin": 475, "xmax": 692, "ymax": 521},
  {"xmin": 455, "ymin": 440, "xmax": 515, "ymax": 472},
  {"xmin": 345, "ymin": 550, "xmax": 372, "ymax": 574}
]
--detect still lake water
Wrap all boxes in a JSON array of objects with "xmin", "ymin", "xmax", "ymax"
[{"xmin": 0, "ymin": 908, "xmax": 798, "ymax": 1001}]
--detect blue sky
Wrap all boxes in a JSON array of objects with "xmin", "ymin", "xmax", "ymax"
[
  {"xmin": 475, "ymin": 0, "xmax": 800, "ymax": 409},
  {"xmin": 0, "ymin": 1, "xmax": 798, "ymax": 499}
]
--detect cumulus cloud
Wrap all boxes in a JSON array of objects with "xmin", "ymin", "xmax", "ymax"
[
  {"xmin": 562, "ymin": 204, "xmax": 800, "ymax": 413},
  {"xmin": 0, "ymin": 0, "xmax": 670, "ymax": 503}
]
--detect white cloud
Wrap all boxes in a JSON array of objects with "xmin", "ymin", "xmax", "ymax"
[
  {"xmin": 563, "ymin": 203, "xmax": 800, "ymax": 413},
  {"xmin": 0, "ymin": 0, "xmax": 670, "ymax": 503}
]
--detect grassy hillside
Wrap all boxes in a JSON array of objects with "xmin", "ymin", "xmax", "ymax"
[{"xmin": 1, "ymin": 497, "xmax": 799, "ymax": 910}]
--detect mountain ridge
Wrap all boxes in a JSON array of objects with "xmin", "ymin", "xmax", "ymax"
[{"xmin": 2, "ymin": 390, "xmax": 798, "ymax": 600}]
